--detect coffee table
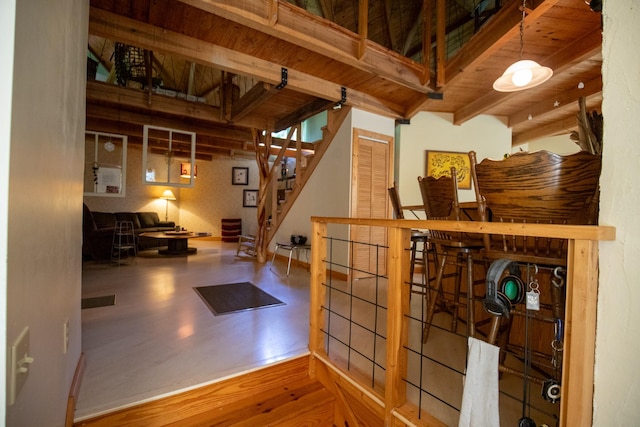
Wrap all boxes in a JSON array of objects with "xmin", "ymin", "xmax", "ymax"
[{"xmin": 139, "ymin": 231, "xmax": 211, "ymax": 255}]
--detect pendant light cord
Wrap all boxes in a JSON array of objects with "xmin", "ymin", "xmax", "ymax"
[{"xmin": 519, "ymin": 0, "xmax": 526, "ymax": 60}]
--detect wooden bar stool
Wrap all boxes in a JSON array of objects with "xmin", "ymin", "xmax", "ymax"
[
  {"xmin": 387, "ymin": 182, "xmax": 435, "ymax": 298},
  {"xmin": 418, "ymin": 169, "xmax": 484, "ymax": 342}
]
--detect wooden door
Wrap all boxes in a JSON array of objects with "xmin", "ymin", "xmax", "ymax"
[{"xmin": 350, "ymin": 129, "xmax": 393, "ymax": 279}]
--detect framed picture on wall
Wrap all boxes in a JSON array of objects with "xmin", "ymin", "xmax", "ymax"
[
  {"xmin": 425, "ymin": 150, "xmax": 472, "ymax": 189},
  {"xmin": 232, "ymin": 167, "xmax": 249, "ymax": 185},
  {"xmin": 243, "ymin": 189, "xmax": 258, "ymax": 207}
]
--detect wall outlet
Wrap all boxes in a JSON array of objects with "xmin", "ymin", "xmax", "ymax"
[{"xmin": 63, "ymin": 318, "xmax": 69, "ymax": 354}]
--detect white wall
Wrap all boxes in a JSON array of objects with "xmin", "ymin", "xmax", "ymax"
[
  {"xmin": 0, "ymin": 0, "xmax": 16, "ymax": 419},
  {"xmin": 270, "ymin": 110, "xmax": 354, "ymax": 249},
  {"xmin": 84, "ymin": 146, "xmax": 260, "ymax": 237},
  {"xmin": 515, "ymin": 133, "xmax": 580, "ymax": 155},
  {"xmin": 270, "ymin": 109, "xmax": 396, "ymax": 266},
  {"xmin": 6, "ymin": 1, "xmax": 87, "ymax": 425},
  {"xmin": 594, "ymin": 2, "xmax": 640, "ymax": 424},
  {"xmin": 396, "ymin": 112, "xmax": 511, "ymax": 206}
]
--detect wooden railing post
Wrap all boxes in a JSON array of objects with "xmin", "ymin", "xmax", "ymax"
[
  {"xmin": 308, "ymin": 220, "xmax": 328, "ymax": 377},
  {"xmin": 561, "ymin": 239, "xmax": 599, "ymax": 426},
  {"xmin": 385, "ymin": 226, "xmax": 411, "ymax": 425}
]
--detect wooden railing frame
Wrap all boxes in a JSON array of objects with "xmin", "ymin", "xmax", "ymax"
[{"xmin": 308, "ymin": 217, "xmax": 615, "ymax": 427}]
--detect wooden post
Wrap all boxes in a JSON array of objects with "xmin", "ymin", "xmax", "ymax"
[
  {"xmin": 560, "ymin": 239, "xmax": 599, "ymax": 426},
  {"xmin": 253, "ymin": 130, "xmax": 271, "ymax": 263},
  {"xmin": 309, "ymin": 220, "xmax": 328, "ymax": 377},
  {"xmin": 384, "ymin": 226, "xmax": 411, "ymax": 424}
]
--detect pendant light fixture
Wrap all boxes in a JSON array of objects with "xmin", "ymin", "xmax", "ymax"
[{"xmin": 493, "ymin": 0, "xmax": 553, "ymax": 92}]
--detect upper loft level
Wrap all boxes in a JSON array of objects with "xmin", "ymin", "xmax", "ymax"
[{"xmin": 87, "ymin": 0, "xmax": 603, "ymax": 157}]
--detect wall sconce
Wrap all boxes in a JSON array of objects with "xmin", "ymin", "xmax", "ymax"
[
  {"xmin": 159, "ymin": 189, "xmax": 176, "ymax": 221},
  {"xmin": 493, "ymin": 0, "xmax": 553, "ymax": 92},
  {"xmin": 180, "ymin": 162, "xmax": 197, "ymax": 179}
]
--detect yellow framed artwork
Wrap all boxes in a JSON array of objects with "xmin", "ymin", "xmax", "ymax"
[{"xmin": 425, "ymin": 150, "xmax": 472, "ymax": 189}]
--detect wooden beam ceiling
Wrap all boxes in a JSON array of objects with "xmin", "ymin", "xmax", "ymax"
[{"xmin": 176, "ymin": 0, "xmax": 433, "ymax": 94}]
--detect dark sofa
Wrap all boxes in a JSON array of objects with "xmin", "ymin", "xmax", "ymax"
[{"xmin": 82, "ymin": 203, "xmax": 175, "ymax": 261}]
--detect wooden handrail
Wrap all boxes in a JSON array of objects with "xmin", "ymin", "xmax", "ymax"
[{"xmin": 311, "ymin": 216, "xmax": 616, "ymax": 241}]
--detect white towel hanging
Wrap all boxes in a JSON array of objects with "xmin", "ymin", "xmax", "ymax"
[{"xmin": 458, "ymin": 337, "xmax": 500, "ymax": 427}]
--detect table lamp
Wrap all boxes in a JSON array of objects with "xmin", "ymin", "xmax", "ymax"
[{"xmin": 160, "ymin": 189, "xmax": 176, "ymax": 221}]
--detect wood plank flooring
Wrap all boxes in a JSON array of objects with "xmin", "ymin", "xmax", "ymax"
[
  {"xmin": 74, "ymin": 355, "xmax": 336, "ymax": 427},
  {"xmin": 76, "ymin": 240, "xmax": 311, "ymax": 422}
]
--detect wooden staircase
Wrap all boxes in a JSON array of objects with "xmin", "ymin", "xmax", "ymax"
[
  {"xmin": 266, "ymin": 105, "xmax": 351, "ymax": 244},
  {"xmin": 74, "ymin": 355, "xmax": 336, "ymax": 427}
]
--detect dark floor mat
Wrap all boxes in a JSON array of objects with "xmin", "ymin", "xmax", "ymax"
[{"xmin": 194, "ymin": 282, "xmax": 285, "ymax": 316}]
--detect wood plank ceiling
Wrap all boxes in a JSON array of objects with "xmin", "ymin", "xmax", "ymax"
[{"xmin": 86, "ymin": 0, "xmax": 603, "ymax": 159}]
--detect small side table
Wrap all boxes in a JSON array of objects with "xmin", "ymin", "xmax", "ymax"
[{"xmin": 271, "ymin": 242, "xmax": 311, "ymax": 276}]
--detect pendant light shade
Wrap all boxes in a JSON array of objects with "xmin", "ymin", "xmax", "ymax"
[
  {"xmin": 493, "ymin": 59, "xmax": 553, "ymax": 92},
  {"xmin": 493, "ymin": 0, "xmax": 553, "ymax": 92}
]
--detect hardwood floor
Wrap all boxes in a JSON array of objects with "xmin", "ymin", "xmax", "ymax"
[
  {"xmin": 76, "ymin": 240, "xmax": 310, "ymax": 422},
  {"xmin": 77, "ymin": 240, "xmax": 558, "ymax": 426}
]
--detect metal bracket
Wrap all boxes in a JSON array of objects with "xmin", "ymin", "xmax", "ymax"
[
  {"xmin": 276, "ymin": 67, "xmax": 288, "ymax": 90},
  {"xmin": 333, "ymin": 87, "xmax": 347, "ymax": 109}
]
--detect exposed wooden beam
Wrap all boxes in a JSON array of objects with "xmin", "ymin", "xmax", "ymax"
[
  {"xmin": 89, "ymin": 7, "xmax": 404, "ymax": 118},
  {"xmin": 512, "ymin": 116, "xmax": 579, "ymax": 146},
  {"xmin": 317, "ymin": 0, "xmax": 333, "ymax": 21},
  {"xmin": 435, "ymin": 0, "xmax": 446, "ymax": 87},
  {"xmin": 268, "ymin": 0, "xmax": 279, "ymax": 26},
  {"xmin": 421, "ymin": 0, "xmax": 431, "ymax": 86},
  {"xmin": 86, "ymin": 80, "xmax": 270, "ymax": 130},
  {"xmin": 358, "ymin": 0, "xmax": 368, "ymax": 60},
  {"xmin": 274, "ymin": 98, "xmax": 335, "ymax": 131},
  {"xmin": 86, "ymin": 103, "xmax": 253, "ymax": 142},
  {"xmin": 230, "ymin": 82, "xmax": 277, "ymax": 123},
  {"xmin": 176, "ymin": 0, "xmax": 431, "ymax": 93},
  {"xmin": 544, "ymin": 27, "xmax": 603, "ymax": 73},
  {"xmin": 187, "ymin": 62, "xmax": 196, "ymax": 96},
  {"xmin": 382, "ymin": 0, "xmax": 397, "ymax": 53},
  {"xmin": 509, "ymin": 77, "xmax": 602, "ymax": 127}
]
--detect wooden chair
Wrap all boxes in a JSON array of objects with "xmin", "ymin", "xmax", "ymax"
[
  {"xmin": 468, "ymin": 150, "xmax": 602, "ymax": 377},
  {"xmin": 469, "ymin": 150, "xmax": 602, "ymax": 266},
  {"xmin": 388, "ymin": 182, "xmax": 433, "ymax": 297},
  {"xmin": 418, "ymin": 169, "xmax": 484, "ymax": 342}
]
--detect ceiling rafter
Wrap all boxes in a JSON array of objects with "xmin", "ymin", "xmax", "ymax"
[
  {"xmin": 88, "ymin": 0, "xmax": 603, "ymax": 147},
  {"xmin": 508, "ymin": 76, "xmax": 601, "ymax": 127},
  {"xmin": 230, "ymin": 82, "xmax": 278, "ymax": 123},
  {"xmin": 176, "ymin": 0, "xmax": 432, "ymax": 93},
  {"xmin": 89, "ymin": 7, "xmax": 404, "ymax": 118},
  {"xmin": 87, "ymin": 81, "xmax": 270, "ymax": 130},
  {"xmin": 86, "ymin": 104, "xmax": 253, "ymax": 142},
  {"xmin": 512, "ymin": 115, "xmax": 582, "ymax": 146},
  {"xmin": 274, "ymin": 98, "xmax": 337, "ymax": 131}
]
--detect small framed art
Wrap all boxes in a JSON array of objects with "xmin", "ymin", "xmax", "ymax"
[
  {"xmin": 243, "ymin": 189, "xmax": 258, "ymax": 207},
  {"xmin": 232, "ymin": 167, "xmax": 249, "ymax": 185},
  {"xmin": 425, "ymin": 150, "xmax": 472, "ymax": 189}
]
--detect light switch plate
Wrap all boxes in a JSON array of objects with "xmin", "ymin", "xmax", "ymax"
[{"xmin": 9, "ymin": 326, "xmax": 32, "ymax": 406}]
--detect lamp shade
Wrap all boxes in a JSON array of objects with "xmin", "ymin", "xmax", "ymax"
[
  {"xmin": 180, "ymin": 162, "xmax": 197, "ymax": 178},
  {"xmin": 493, "ymin": 59, "xmax": 553, "ymax": 92},
  {"xmin": 160, "ymin": 189, "xmax": 176, "ymax": 200}
]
